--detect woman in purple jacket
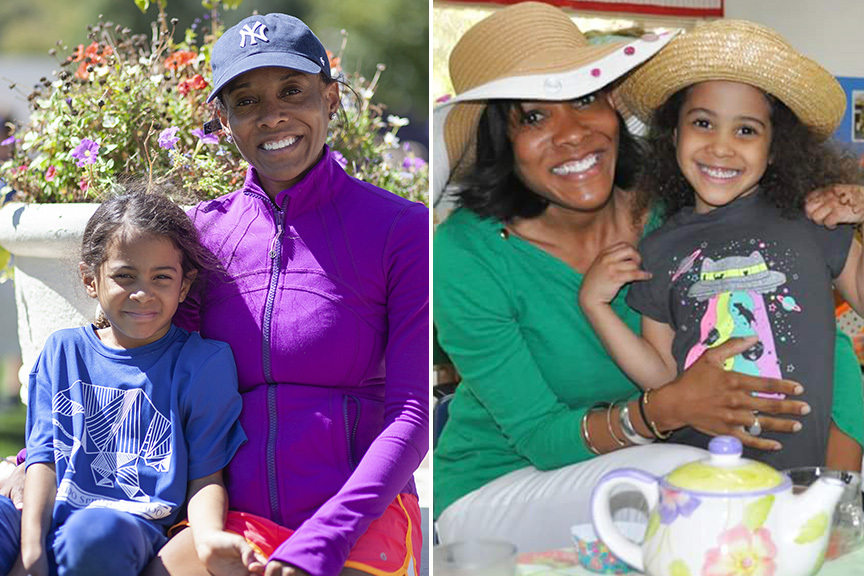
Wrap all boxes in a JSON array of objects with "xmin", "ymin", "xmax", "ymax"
[{"xmin": 145, "ymin": 13, "xmax": 429, "ymax": 576}]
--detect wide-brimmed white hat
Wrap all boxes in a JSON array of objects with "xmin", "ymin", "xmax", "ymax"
[
  {"xmin": 617, "ymin": 19, "xmax": 846, "ymax": 140},
  {"xmin": 432, "ymin": 2, "xmax": 678, "ymax": 199}
]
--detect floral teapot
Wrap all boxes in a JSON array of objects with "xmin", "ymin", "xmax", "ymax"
[{"xmin": 591, "ymin": 436, "xmax": 845, "ymax": 576}]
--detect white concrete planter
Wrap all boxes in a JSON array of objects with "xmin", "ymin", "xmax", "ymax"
[{"xmin": 0, "ymin": 202, "xmax": 100, "ymax": 391}]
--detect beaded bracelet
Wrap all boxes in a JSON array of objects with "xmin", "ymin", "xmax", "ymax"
[
  {"xmin": 639, "ymin": 389, "xmax": 671, "ymax": 440},
  {"xmin": 618, "ymin": 402, "xmax": 653, "ymax": 445},
  {"xmin": 581, "ymin": 402, "xmax": 611, "ymax": 455},
  {"xmin": 606, "ymin": 402, "xmax": 626, "ymax": 447}
]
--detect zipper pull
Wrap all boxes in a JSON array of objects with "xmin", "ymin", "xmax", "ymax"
[
  {"xmin": 269, "ymin": 207, "xmax": 285, "ymax": 259},
  {"xmin": 269, "ymin": 221, "xmax": 283, "ymax": 259}
]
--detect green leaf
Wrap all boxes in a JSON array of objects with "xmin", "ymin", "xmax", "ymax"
[
  {"xmin": 795, "ymin": 512, "xmax": 829, "ymax": 544},
  {"xmin": 669, "ymin": 559, "xmax": 692, "ymax": 576},
  {"xmin": 222, "ymin": 0, "xmax": 245, "ymax": 9},
  {"xmin": 134, "ymin": 0, "xmax": 150, "ymax": 13},
  {"xmin": 744, "ymin": 495, "xmax": 774, "ymax": 531},
  {"xmin": 645, "ymin": 511, "xmax": 660, "ymax": 542}
]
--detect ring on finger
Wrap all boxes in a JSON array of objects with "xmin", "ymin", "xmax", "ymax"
[{"xmin": 745, "ymin": 412, "xmax": 762, "ymax": 437}]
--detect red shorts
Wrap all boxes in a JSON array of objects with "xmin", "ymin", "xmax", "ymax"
[{"xmin": 225, "ymin": 493, "xmax": 422, "ymax": 576}]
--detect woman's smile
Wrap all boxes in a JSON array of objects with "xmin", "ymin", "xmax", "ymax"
[
  {"xmin": 550, "ymin": 153, "xmax": 601, "ymax": 177},
  {"xmin": 261, "ymin": 135, "xmax": 300, "ymax": 152}
]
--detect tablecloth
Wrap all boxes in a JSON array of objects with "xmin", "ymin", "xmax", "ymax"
[{"xmin": 516, "ymin": 543, "xmax": 864, "ymax": 576}]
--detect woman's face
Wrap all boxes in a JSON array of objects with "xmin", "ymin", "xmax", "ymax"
[
  {"xmin": 509, "ymin": 92, "xmax": 620, "ymax": 213},
  {"xmin": 219, "ymin": 66, "xmax": 339, "ymax": 199}
]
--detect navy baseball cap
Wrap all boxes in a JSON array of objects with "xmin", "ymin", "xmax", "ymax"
[{"xmin": 207, "ymin": 13, "xmax": 331, "ymax": 102}]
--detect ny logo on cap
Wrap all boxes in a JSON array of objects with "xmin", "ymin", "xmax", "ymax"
[{"xmin": 239, "ymin": 21, "xmax": 269, "ymax": 48}]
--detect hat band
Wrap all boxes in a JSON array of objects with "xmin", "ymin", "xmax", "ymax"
[{"xmin": 443, "ymin": 30, "xmax": 678, "ymax": 105}]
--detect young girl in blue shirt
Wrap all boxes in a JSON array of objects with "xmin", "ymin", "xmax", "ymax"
[{"xmin": 0, "ymin": 188, "xmax": 256, "ymax": 576}]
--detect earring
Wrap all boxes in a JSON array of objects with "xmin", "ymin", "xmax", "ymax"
[{"xmin": 329, "ymin": 112, "xmax": 337, "ymax": 120}]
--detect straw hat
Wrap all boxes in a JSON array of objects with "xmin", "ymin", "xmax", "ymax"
[
  {"xmin": 617, "ymin": 19, "xmax": 846, "ymax": 140},
  {"xmin": 432, "ymin": 2, "xmax": 678, "ymax": 199}
]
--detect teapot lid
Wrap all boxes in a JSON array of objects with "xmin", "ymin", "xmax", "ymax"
[{"xmin": 665, "ymin": 437, "xmax": 786, "ymax": 493}]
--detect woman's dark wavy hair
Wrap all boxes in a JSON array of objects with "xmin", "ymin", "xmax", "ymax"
[
  {"xmin": 452, "ymin": 97, "xmax": 644, "ymax": 222},
  {"xmin": 637, "ymin": 86, "xmax": 864, "ymax": 220}
]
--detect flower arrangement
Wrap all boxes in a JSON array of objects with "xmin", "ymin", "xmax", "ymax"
[{"xmin": 0, "ymin": 0, "xmax": 428, "ymax": 206}]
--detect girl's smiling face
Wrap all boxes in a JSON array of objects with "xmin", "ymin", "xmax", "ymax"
[
  {"xmin": 508, "ymin": 91, "xmax": 621, "ymax": 214},
  {"xmin": 675, "ymin": 80, "xmax": 773, "ymax": 214},
  {"xmin": 84, "ymin": 231, "xmax": 194, "ymax": 349},
  {"xmin": 219, "ymin": 66, "xmax": 339, "ymax": 200}
]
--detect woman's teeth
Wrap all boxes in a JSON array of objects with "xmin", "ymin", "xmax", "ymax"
[
  {"xmin": 551, "ymin": 154, "xmax": 598, "ymax": 175},
  {"xmin": 262, "ymin": 136, "xmax": 298, "ymax": 151},
  {"xmin": 700, "ymin": 165, "xmax": 740, "ymax": 179}
]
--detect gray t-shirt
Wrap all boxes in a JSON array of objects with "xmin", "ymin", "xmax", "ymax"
[{"xmin": 627, "ymin": 191, "xmax": 853, "ymax": 469}]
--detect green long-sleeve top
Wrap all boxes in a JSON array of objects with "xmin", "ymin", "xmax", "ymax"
[{"xmin": 432, "ymin": 207, "xmax": 864, "ymax": 520}]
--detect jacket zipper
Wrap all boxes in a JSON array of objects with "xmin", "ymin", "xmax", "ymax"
[
  {"xmin": 343, "ymin": 395, "xmax": 361, "ymax": 470},
  {"xmin": 263, "ymin": 196, "xmax": 288, "ymax": 522}
]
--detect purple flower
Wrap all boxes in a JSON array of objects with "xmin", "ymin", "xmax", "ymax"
[
  {"xmin": 402, "ymin": 156, "xmax": 426, "ymax": 171},
  {"xmin": 332, "ymin": 150, "xmax": 348, "ymax": 169},
  {"xmin": 71, "ymin": 138, "xmax": 100, "ymax": 167},
  {"xmin": 658, "ymin": 487, "xmax": 701, "ymax": 524},
  {"xmin": 191, "ymin": 128, "xmax": 219, "ymax": 145},
  {"xmin": 158, "ymin": 126, "xmax": 180, "ymax": 150},
  {"xmin": 0, "ymin": 136, "xmax": 15, "ymax": 146}
]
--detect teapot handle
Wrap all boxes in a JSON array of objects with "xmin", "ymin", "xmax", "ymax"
[{"xmin": 590, "ymin": 468, "xmax": 659, "ymax": 572}]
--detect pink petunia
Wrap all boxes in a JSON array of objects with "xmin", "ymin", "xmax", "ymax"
[
  {"xmin": 158, "ymin": 126, "xmax": 180, "ymax": 150},
  {"xmin": 44, "ymin": 165, "xmax": 57, "ymax": 182},
  {"xmin": 191, "ymin": 128, "xmax": 219, "ymax": 145},
  {"xmin": 71, "ymin": 139, "xmax": 100, "ymax": 167}
]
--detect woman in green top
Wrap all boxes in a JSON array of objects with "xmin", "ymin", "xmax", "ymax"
[{"xmin": 432, "ymin": 2, "xmax": 863, "ymax": 553}]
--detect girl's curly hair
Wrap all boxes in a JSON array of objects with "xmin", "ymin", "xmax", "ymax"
[{"xmin": 636, "ymin": 86, "xmax": 864, "ymax": 221}]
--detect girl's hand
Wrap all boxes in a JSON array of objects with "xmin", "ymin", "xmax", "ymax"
[
  {"xmin": 579, "ymin": 242, "xmax": 651, "ymax": 308},
  {"xmin": 804, "ymin": 184, "xmax": 864, "ymax": 228},
  {"xmin": 264, "ymin": 560, "xmax": 311, "ymax": 576},
  {"xmin": 196, "ymin": 530, "xmax": 267, "ymax": 576},
  {"xmin": 656, "ymin": 337, "xmax": 809, "ymax": 451}
]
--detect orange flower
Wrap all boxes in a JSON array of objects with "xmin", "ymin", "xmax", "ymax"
[
  {"xmin": 69, "ymin": 42, "xmax": 113, "ymax": 80},
  {"xmin": 326, "ymin": 50, "xmax": 341, "ymax": 74},
  {"xmin": 165, "ymin": 51, "xmax": 198, "ymax": 71},
  {"xmin": 177, "ymin": 74, "xmax": 208, "ymax": 96}
]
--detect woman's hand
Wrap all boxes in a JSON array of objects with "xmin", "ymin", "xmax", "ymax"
[
  {"xmin": 805, "ymin": 184, "xmax": 864, "ymax": 229},
  {"xmin": 579, "ymin": 242, "xmax": 651, "ymax": 308},
  {"xmin": 653, "ymin": 336, "xmax": 810, "ymax": 451},
  {"xmin": 0, "ymin": 462, "xmax": 26, "ymax": 510}
]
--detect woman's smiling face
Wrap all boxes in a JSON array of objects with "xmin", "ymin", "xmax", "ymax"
[
  {"xmin": 508, "ymin": 91, "xmax": 621, "ymax": 214},
  {"xmin": 219, "ymin": 66, "xmax": 339, "ymax": 199}
]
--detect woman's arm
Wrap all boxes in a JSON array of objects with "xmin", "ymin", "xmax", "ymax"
[
  {"xmin": 20, "ymin": 463, "xmax": 55, "ymax": 576},
  {"xmin": 579, "ymin": 242, "xmax": 676, "ymax": 388},
  {"xmin": 828, "ymin": 329, "xmax": 864, "ymax": 470}
]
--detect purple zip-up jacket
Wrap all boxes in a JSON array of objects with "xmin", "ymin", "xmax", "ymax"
[{"xmin": 174, "ymin": 147, "xmax": 429, "ymax": 576}]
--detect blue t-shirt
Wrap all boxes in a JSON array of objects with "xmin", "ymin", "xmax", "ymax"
[{"xmin": 26, "ymin": 324, "xmax": 246, "ymax": 530}]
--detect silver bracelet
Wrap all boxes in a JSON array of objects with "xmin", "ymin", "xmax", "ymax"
[{"xmin": 619, "ymin": 403, "xmax": 653, "ymax": 445}]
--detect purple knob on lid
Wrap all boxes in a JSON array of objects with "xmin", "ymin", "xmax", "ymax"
[{"xmin": 709, "ymin": 436, "xmax": 742, "ymax": 455}]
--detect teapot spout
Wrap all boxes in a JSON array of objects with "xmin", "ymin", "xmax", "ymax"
[{"xmin": 788, "ymin": 477, "xmax": 845, "ymax": 538}]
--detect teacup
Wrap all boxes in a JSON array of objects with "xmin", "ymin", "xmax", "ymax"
[{"xmin": 433, "ymin": 540, "xmax": 518, "ymax": 576}]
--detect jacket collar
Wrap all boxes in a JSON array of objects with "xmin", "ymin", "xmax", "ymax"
[{"xmin": 242, "ymin": 145, "xmax": 339, "ymax": 216}]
